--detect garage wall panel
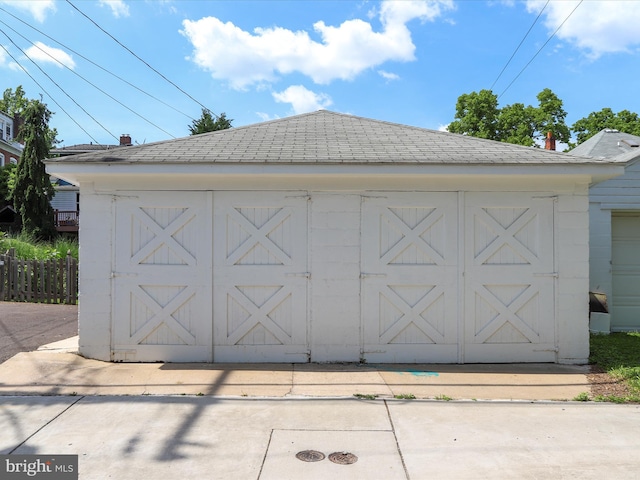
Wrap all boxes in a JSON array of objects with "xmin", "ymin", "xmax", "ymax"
[
  {"xmin": 464, "ymin": 193, "xmax": 556, "ymax": 362},
  {"xmin": 113, "ymin": 192, "xmax": 212, "ymax": 362},
  {"xmin": 213, "ymin": 192, "xmax": 309, "ymax": 362},
  {"xmin": 361, "ymin": 193, "xmax": 459, "ymax": 363}
]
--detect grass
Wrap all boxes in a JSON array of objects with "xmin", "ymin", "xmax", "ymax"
[
  {"xmin": 589, "ymin": 332, "xmax": 640, "ymax": 403},
  {"xmin": 353, "ymin": 393, "xmax": 378, "ymax": 400},
  {"xmin": 0, "ymin": 231, "xmax": 78, "ymax": 260}
]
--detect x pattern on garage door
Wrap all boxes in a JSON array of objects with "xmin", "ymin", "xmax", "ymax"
[
  {"xmin": 464, "ymin": 194, "xmax": 556, "ymax": 362},
  {"xmin": 361, "ymin": 194, "xmax": 459, "ymax": 363},
  {"xmin": 213, "ymin": 192, "xmax": 309, "ymax": 362},
  {"xmin": 113, "ymin": 192, "xmax": 212, "ymax": 362},
  {"xmin": 111, "ymin": 191, "xmax": 556, "ymax": 363}
]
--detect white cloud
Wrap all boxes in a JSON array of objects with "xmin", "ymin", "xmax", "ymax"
[
  {"xmin": 378, "ymin": 70, "xmax": 400, "ymax": 81},
  {"xmin": 24, "ymin": 42, "xmax": 76, "ymax": 69},
  {"xmin": 272, "ymin": 85, "xmax": 333, "ymax": 114},
  {"xmin": 181, "ymin": 0, "xmax": 454, "ymax": 90},
  {"xmin": 0, "ymin": 0, "xmax": 55, "ymax": 22},
  {"xmin": 526, "ymin": 0, "xmax": 640, "ymax": 58},
  {"xmin": 99, "ymin": 0, "xmax": 130, "ymax": 18}
]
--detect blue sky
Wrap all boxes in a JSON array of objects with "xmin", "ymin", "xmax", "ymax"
[{"xmin": 1, "ymin": 0, "xmax": 639, "ymax": 147}]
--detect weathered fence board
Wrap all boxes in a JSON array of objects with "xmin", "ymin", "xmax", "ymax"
[{"xmin": 0, "ymin": 249, "xmax": 78, "ymax": 304}]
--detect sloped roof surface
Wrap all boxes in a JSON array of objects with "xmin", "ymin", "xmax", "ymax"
[
  {"xmin": 48, "ymin": 110, "xmax": 608, "ymax": 165},
  {"xmin": 568, "ymin": 129, "xmax": 640, "ymax": 159}
]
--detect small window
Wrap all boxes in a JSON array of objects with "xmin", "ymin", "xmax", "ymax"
[
  {"xmin": 10, "ymin": 157, "xmax": 18, "ymax": 165},
  {"xmin": 5, "ymin": 125, "xmax": 10, "ymax": 139},
  {"xmin": 0, "ymin": 153, "xmax": 4, "ymax": 167}
]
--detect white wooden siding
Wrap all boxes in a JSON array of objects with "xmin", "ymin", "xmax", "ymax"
[{"xmin": 590, "ymin": 159, "xmax": 640, "ymax": 331}]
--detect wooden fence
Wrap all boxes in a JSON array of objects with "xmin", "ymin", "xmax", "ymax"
[{"xmin": 0, "ymin": 249, "xmax": 78, "ymax": 304}]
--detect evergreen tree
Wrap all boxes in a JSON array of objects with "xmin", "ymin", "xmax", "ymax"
[
  {"xmin": 188, "ymin": 109, "xmax": 232, "ymax": 135},
  {"xmin": 11, "ymin": 100, "xmax": 56, "ymax": 240}
]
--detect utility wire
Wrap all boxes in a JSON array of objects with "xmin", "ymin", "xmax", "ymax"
[
  {"xmin": 498, "ymin": 0, "xmax": 583, "ymax": 99},
  {"xmin": 490, "ymin": 0, "xmax": 549, "ymax": 91},
  {"xmin": 0, "ymin": 19, "xmax": 177, "ymax": 139},
  {"xmin": 0, "ymin": 27, "xmax": 118, "ymax": 142},
  {"xmin": 0, "ymin": 39, "xmax": 102, "ymax": 144},
  {"xmin": 66, "ymin": 0, "xmax": 217, "ymax": 118},
  {"xmin": 0, "ymin": 6, "xmax": 196, "ymax": 122}
]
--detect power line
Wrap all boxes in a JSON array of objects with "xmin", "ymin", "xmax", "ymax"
[
  {"xmin": 66, "ymin": 0, "xmax": 216, "ymax": 118},
  {"xmin": 490, "ymin": 0, "xmax": 549, "ymax": 91},
  {"xmin": 0, "ymin": 37, "xmax": 102, "ymax": 144},
  {"xmin": 498, "ymin": 0, "xmax": 584, "ymax": 99},
  {"xmin": 0, "ymin": 5, "xmax": 196, "ymax": 122},
  {"xmin": 0, "ymin": 26, "xmax": 118, "ymax": 142},
  {"xmin": 0, "ymin": 18, "xmax": 177, "ymax": 139}
]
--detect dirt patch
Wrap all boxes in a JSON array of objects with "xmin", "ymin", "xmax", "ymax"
[{"xmin": 587, "ymin": 365, "xmax": 634, "ymax": 399}]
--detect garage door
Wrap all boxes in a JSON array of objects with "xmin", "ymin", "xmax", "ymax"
[
  {"xmin": 464, "ymin": 193, "xmax": 556, "ymax": 362},
  {"xmin": 213, "ymin": 192, "xmax": 309, "ymax": 362},
  {"xmin": 361, "ymin": 193, "xmax": 459, "ymax": 363},
  {"xmin": 113, "ymin": 192, "xmax": 212, "ymax": 362},
  {"xmin": 612, "ymin": 214, "xmax": 640, "ymax": 331},
  {"xmin": 111, "ymin": 190, "xmax": 557, "ymax": 363}
]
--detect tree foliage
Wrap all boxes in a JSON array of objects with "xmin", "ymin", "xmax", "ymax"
[
  {"xmin": 571, "ymin": 108, "xmax": 640, "ymax": 146},
  {"xmin": 188, "ymin": 109, "xmax": 233, "ymax": 135},
  {"xmin": 0, "ymin": 163, "xmax": 17, "ymax": 201},
  {"xmin": 0, "ymin": 86, "xmax": 59, "ymax": 148},
  {"xmin": 11, "ymin": 101, "xmax": 56, "ymax": 240},
  {"xmin": 448, "ymin": 88, "xmax": 570, "ymax": 148}
]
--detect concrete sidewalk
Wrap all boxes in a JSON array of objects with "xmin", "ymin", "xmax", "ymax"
[
  {"xmin": 2, "ymin": 337, "xmax": 640, "ymax": 479},
  {"xmin": 0, "ymin": 336, "xmax": 592, "ymax": 401},
  {"xmin": 1, "ymin": 396, "xmax": 639, "ymax": 479}
]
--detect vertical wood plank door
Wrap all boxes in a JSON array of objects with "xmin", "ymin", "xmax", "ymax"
[
  {"xmin": 464, "ymin": 193, "xmax": 556, "ymax": 362},
  {"xmin": 361, "ymin": 193, "xmax": 459, "ymax": 363},
  {"xmin": 113, "ymin": 192, "xmax": 212, "ymax": 362},
  {"xmin": 213, "ymin": 192, "xmax": 309, "ymax": 362}
]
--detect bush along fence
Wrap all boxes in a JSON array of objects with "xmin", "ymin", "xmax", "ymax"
[{"xmin": 0, "ymin": 248, "xmax": 78, "ymax": 304}]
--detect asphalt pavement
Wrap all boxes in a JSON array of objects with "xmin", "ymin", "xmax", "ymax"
[{"xmin": 0, "ymin": 301, "xmax": 78, "ymax": 363}]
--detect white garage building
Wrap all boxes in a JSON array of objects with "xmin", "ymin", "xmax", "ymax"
[{"xmin": 46, "ymin": 111, "xmax": 624, "ymax": 364}]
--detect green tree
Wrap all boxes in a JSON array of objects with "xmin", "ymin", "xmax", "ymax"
[
  {"xmin": 448, "ymin": 88, "xmax": 570, "ymax": 148},
  {"xmin": 0, "ymin": 86, "xmax": 29, "ymax": 116},
  {"xmin": 0, "ymin": 86, "xmax": 59, "ymax": 148},
  {"xmin": 188, "ymin": 109, "xmax": 232, "ymax": 135},
  {"xmin": 533, "ymin": 88, "xmax": 570, "ymax": 145},
  {"xmin": 0, "ymin": 163, "xmax": 17, "ymax": 201},
  {"xmin": 447, "ymin": 90, "xmax": 499, "ymax": 140},
  {"xmin": 11, "ymin": 100, "xmax": 56, "ymax": 240},
  {"xmin": 571, "ymin": 108, "xmax": 640, "ymax": 146}
]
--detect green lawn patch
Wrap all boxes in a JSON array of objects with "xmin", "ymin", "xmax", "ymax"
[{"xmin": 590, "ymin": 332, "xmax": 640, "ymax": 403}]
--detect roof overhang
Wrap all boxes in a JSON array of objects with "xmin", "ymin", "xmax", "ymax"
[{"xmin": 46, "ymin": 161, "xmax": 625, "ymax": 190}]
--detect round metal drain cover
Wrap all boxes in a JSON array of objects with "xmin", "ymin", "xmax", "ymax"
[
  {"xmin": 328, "ymin": 452, "xmax": 358, "ymax": 465},
  {"xmin": 296, "ymin": 450, "xmax": 325, "ymax": 462}
]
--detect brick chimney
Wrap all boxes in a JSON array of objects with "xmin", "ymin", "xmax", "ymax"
[
  {"xmin": 545, "ymin": 131, "xmax": 556, "ymax": 151},
  {"xmin": 120, "ymin": 134, "xmax": 132, "ymax": 146}
]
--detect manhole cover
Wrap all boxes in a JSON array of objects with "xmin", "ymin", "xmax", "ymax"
[
  {"xmin": 328, "ymin": 452, "xmax": 358, "ymax": 465},
  {"xmin": 296, "ymin": 450, "xmax": 325, "ymax": 462}
]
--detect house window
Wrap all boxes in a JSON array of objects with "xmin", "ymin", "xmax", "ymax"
[
  {"xmin": 5, "ymin": 125, "xmax": 10, "ymax": 140},
  {"xmin": 10, "ymin": 157, "xmax": 18, "ymax": 165},
  {"xmin": 0, "ymin": 153, "xmax": 4, "ymax": 167}
]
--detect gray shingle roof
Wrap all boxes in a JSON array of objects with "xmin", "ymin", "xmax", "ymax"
[
  {"xmin": 47, "ymin": 110, "xmax": 612, "ymax": 165},
  {"xmin": 568, "ymin": 129, "xmax": 640, "ymax": 159}
]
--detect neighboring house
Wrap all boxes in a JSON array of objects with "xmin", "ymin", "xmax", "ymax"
[
  {"xmin": 49, "ymin": 134, "xmax": 134, "ymax": 233},
  {"xmin": 46, "ymin": 110, "xmax": 626, "ymax": 364},
  {"xmin": 0, "ymin": 110, "xmax": 22, "ymax": 167},
  {"xmin": 569, "ymin": 129, "xmax": 640, "ymax": 333}
]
